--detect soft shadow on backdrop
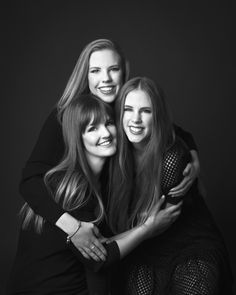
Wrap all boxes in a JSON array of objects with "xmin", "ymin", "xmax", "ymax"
[{"xmin": 1, "ymin": 1, "xmax": 234, "ymax": 293}]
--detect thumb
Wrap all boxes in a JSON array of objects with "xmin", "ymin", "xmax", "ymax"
[
  {"xmin": 159, "ymin": 195, "xmax": 165, "ymax": 206},
  {"xmin": 148, "ymin": 195, "xmax": 165, "ymax": 217},
  {"xmin": 183, "ymin": 163, "xmax": 191, "ymax": 176},
  {"xmin": 93, "ymin": 226, "xmax": 101, "ymax": 237},
  {"xmin": 153, "ymin": 195, "xmax": 165, "ymax": 213}
]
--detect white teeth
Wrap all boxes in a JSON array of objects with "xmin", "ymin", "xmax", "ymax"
[
  {"xmin": 99, "ymin": 140, "xmax": 111, "ymax": 146},
  {"xmin": 99, "ymin": 87, "xmax": 115, "ymax": 94},
  {"xmin": 130, "ymin": 126, "xmax": 143, "ymax": 134}
]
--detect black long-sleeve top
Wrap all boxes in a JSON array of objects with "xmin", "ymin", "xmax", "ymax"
[
  {"xmin": 19, "ymin": 108, "xmax": 198, "ymax": 225},
  {"xmin": 7, "ymin": 192, "xmax": 120, "ymax": 294}
]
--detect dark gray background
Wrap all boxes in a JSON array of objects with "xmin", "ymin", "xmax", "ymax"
[{"xmin": 1, "ymin": 1, "xmax": 235, "ymax": 293}]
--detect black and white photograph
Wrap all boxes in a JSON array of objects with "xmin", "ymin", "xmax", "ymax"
[{"xmin": 2, "ymin": 1, "xmax": 235, "ymax": 294}]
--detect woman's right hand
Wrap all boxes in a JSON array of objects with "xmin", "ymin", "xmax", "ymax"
[
  {"xmin": 144, "ymin": 196, "xmax": 182, "ymax": 239},
  {"xmin": 71, "ymin": 221, "xmax": 107, "ymax": 262}
]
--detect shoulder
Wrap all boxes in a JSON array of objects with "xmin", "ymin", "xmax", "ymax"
[
  {"xmin": 37, "ymin": 108, "xmax": 62, "ymax": 141},
  {"xmin": 43, "ymin": 108, "xmax": 61, "ymax": 129}
]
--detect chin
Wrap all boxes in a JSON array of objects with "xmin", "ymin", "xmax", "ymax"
[
  {"xmin": 101, "ymin": 96, "xmax": 116, "ymax": 103},
  {"xmin": 128, "ymin": 135, "xmax": 144, "ymax": 144}
]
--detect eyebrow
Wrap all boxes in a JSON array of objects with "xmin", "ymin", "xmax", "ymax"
[
  {"xmin": 89, "ymin": 64, "xmax": 120, "ymax": 69},
  {"xmin": 124, "ymin": 104, "xmax": 151, "ymax": 110}
]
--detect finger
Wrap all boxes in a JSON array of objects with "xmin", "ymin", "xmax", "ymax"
[
  {"xmin": 169, "ymin": 179, "xmax": 189, "ymax": 193},
  {"xmin": 93, "ymin": 226, "xmax": 101, "ymax": 237},
  {"xmin": 86, "ymin": 247, "xmax": 104, "ymax": 262},
  {"xmin": 92, "ymin": 239, "xmax": 107, "ymax": 256},
  {"xmin": 150, "ymin": 195, "xmax": 165, "ymax": 215},
  {"xmin": 91, "ymin": 241, "xmax": 107, "ymax": 259},
  {"xmin": 171, "ymin": 180, "xmax": 193, "ymax": 196},
  {"xmin": 78, "ymin": 248, "xmax": 91, "ymax": 260},
  {"xmin": 169, "ymin": 178, "xmax": 192, "ymax": 194},
  {"xmin": 158, "ymin": 195, "xmax": 165, "ymax": 207},
  {"xmin": 183, "ymin": 163, "xmax": 192, "ymax": 176},
  {"xmin": 99, "ymin": 237, "xmax": 108, "ymax": 243},
  {"xmin": 167, "ymin": 201, "xmax": 183, "ymax": 212}
]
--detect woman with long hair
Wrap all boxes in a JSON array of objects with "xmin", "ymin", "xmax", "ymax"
[
  {"xmin": 8, "ymin": 94, "xmax": 183, "ymax": 294},
  {"xmin": 108, "ymin": 77, "xmax": 233, "ymax": 294},
  {"xmin": 18, "ymin": 38, "xmax": 199, "ymax": 260}
]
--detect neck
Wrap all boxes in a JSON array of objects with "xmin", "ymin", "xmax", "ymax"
[
  {"xmin": 85, "ymin": 153, "xmax": 106, "ymax": 177},
  {"xmin": 132, "ymin": 144, "xmax": 145, "ymax": 166}
]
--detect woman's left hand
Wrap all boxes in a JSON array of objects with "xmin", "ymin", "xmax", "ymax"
[{"xmin": 168, "ymin": 150, "xmax": 200, "ymax": 197}]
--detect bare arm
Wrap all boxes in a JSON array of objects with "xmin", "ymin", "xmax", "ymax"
[{"xmin": 107, "ymin": 196, "xmax": 182, "ymax": 258}]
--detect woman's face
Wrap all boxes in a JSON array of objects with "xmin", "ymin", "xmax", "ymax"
[
  {"xmin": 82, "ymin": 116, "xmax": 117, "ymax": 163},
  {"xmin": 123, "ymin": 89, "xmax": 153, "ymax": 149},
  {"xmin": 88, "ymin": 49, "xmax": 123, "ymax": 104}
]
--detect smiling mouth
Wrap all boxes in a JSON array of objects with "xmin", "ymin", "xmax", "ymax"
[
  {"xmin": 99, "ymin": 86, "xmax": 116, "ymax": 95},
  {"xmin": 98, "ymin": 138, "xmax": 113, "ymax": 146},
  {"xmin": 129, "ymin": 126, "xmax": 144, "ymax": 135}
]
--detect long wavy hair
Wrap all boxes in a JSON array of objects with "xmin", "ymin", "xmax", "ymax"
[
  {"xmin": 57, "ymin": 38, "xmax": 129, "ymax": 120},
  {"xmin": 21, "ymin": 94, "xmax": 114, "ymax": 233},
  {"xmin": 108, "ymin": 77, "xmax": 174, "ymax": 233}
]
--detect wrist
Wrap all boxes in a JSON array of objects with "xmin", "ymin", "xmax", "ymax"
[
  {"xmin": 56, "ymin": 212, "xmax": 80, "ymax": 235},
  {"xmin": 66, "ymin": 221, "xmax": 81, "ymax": 244},
  {"xmin": 138, "ymin": 223, "xmax": 151, "ymax": 241}
]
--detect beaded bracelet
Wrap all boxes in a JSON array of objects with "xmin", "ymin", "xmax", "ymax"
[{"xmin": 66, "ymin": 221, "xmax": 81, "ymax": 244}]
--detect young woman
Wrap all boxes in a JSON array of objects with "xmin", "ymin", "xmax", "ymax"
[
  {"xmin": 108, "ymin": 77, "xmax": 233, "ymax": 294},
  {"xmin": 18, "ymin": 39, "xmax": 200, "ymax": 262},
  {"xmin": 8, "ymin": 94, "xmax": 184, "ymax": 294}
]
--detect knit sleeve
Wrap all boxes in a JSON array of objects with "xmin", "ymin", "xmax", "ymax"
[{"xmin": 19, "ymin": 109, "xmax": 65, "ymax": 224}]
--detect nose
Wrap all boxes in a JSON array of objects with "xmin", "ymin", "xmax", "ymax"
[
  {"xmin": 131, "ymin": 111, "xmax": 142, "ymax": 124},
  {"xmin": 100, "ymin": 125, "xmax": 111, "ymax": 138},
  {"xmin": 102, "ymin": 70, "xmax": 112, "ymax": 82}
]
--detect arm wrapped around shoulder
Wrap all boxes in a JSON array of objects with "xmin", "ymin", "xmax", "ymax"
[{"xmin": 161, "ymin": 137, "xmax": 191, "ymax": 205}]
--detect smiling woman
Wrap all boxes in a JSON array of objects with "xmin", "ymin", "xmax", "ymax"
[
  {"xmin": 82, "ymin": 107, "xmax": 117, "ymax": 174},
  {"xmin": 88, "ymin": 49, "xmax": 123, "ymax": 103},
  {"xmin": 10, "ymin": 39, "xmax": 203, "ymax": 294},
  {"xmin": 123, "ymin": 89, "xmax": 153, "ymax": 149},
  {"xmin": 109, "ymin": 77, "xmax": 233, "ymax": 295}
]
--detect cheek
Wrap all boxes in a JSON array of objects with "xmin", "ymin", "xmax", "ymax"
[
  {"xmin": 88, "ymin": 76, "xmax": 96, "ymax": 92},
  {"xmin": 112, "ymin": 72, "xmax": 123, "ymax": 86},
  {"xmin": 122, "ymin": 116, "xmax": 127, "ymax": 129},
  {"xmin": 82, "ymin": 135, "xmax": 93, "ymax": 150}
]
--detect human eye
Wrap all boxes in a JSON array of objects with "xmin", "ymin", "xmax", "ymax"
[
  {"xmin": 89, "ymin": 68, "xmax": 100, "ymax": 74},
  {"xmin": 105, "ymin": 118, "xmax": 115, "ymax": 126},
  {"xmin": 142, "ymin": 108, "xmax": 152, "ymax": 114},
  {"xmin": 124, "ymin": 106, "xmax": 132, "ymax": 112},
  {"xmin": 87, "ymin": 125, "xmax": 97, "ymax": 132},
  {"xmin": 110, "ymin": 66, "xmax": 120, "ymax": 72}
]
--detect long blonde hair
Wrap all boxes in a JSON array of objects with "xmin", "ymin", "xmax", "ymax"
[
  {"xmin": 57, "ymin": 38, "xmax": 129, "ymax": 120},
  {"xmin": 108, "ymin": 77, "xmax": 174, "ymax": 233},
  {"xmin": 21, "ymin": 94, "xmax": 114, "ymax": 232}
]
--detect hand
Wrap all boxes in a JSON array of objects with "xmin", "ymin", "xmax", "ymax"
[
  {"xmin": 144, "ymin": 196, "xmax": 182, "ymax": 238},
  {"xmin": 71, "ymin": 221, "xmax": 107, "ymax": 262},
  {"xmin": 168, "ymin": 150, "xmax": 200, "ymax": 197}
]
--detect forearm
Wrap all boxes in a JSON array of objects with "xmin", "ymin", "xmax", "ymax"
[
  {"xmin": 20, "ymin": 174, "xmax": 65, "ymax": 224},
  {"xmin": 19, "ymin": 109, "xmax": 66, "ymax": 224},
  {"xmin": 115, "ymin": 225, "xmax": 148, "ymax": 258}
]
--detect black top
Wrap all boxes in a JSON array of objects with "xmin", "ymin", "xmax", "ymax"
[
  {"xmin": 19, "ymin": 108, "xmax": 198, "ymax": 225},
  {"xmin": 7, "ymin": 194, "xmax": 120, "ymax": 295},
  {"xmin": 110, "ymin": 141, "xmax": 233, "ymax": 295},
  {"xmin": 10, "ymin": 109, "xmax": 199, "ymax": 294}
]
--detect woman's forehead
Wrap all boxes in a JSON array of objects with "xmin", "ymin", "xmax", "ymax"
[
  {"xmin": 125, "ymin": 89, "xmax": 152, "ymax": 107},
  {"xmin": 89, "ymin": 49, "xmax": 120, "ymax": 67}
]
